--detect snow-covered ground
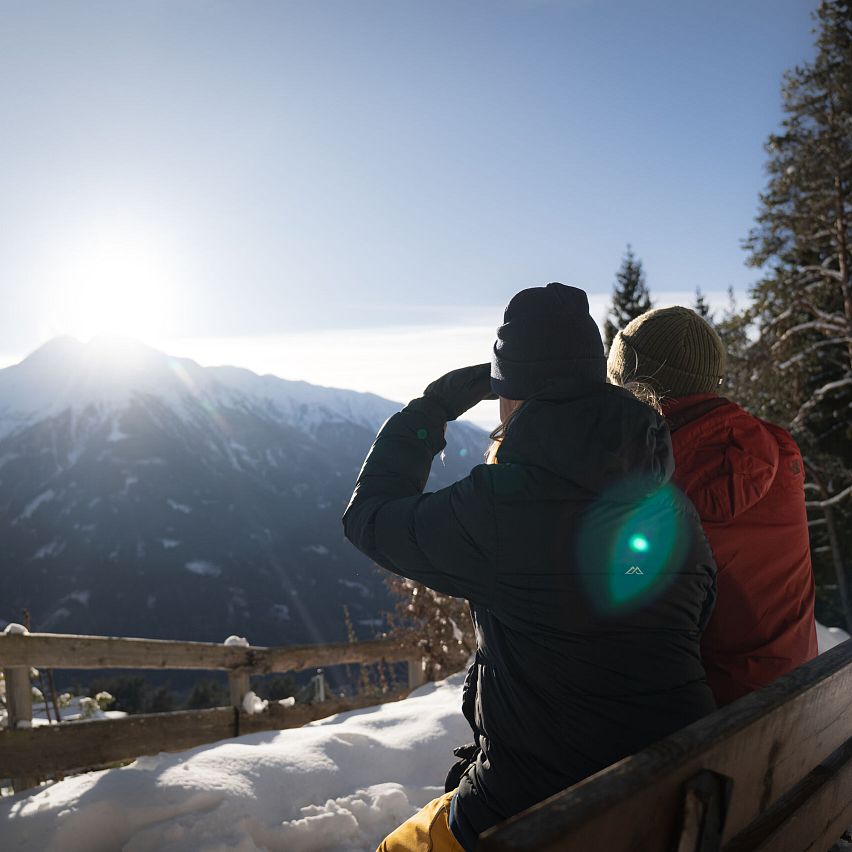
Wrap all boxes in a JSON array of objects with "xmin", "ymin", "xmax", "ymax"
[
  {"xmin": 3, "ymin": 624, "xmax": 850, "ymax": 851},
  {"xmin": 817, "ymin": 620, "xmax": 850, "ymax": 653},
  {"xmin": 1, "ymin": 672, "xmax": 470, "ymax": 852}
]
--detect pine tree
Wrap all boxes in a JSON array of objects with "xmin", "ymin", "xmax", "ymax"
[
  {"xmin": 693, "ymin": 287, "xmax": 713, "ymax": 321},
  {"xmin": 604, "ymin": 245, "xmax": 652, "ymax": 350},
  {"xmin": 715, "ymin": 287, "xmax": 751, "ymax": 400},
  {"xmin": 743, "ymin": 0, "xmax": 852, "ymax": 629}
]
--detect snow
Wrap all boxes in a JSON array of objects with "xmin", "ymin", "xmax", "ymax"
[
  {"xmin": 185, "ymin": 561, "xmax": 221, "ymax": 578},
  {"xmin": 223, "ymin": 635, "xmax": 250, "ymax": 647},
  {"xmin": 241, "ymin": 691, "xmax": 269, "ymax": 715},
  {"xmin": 338, "ymin": 579, "xmax": 370, "ymax": 598},
  {"xmin": 0, "ymin": 672, "xmax": 469, "ymax": 851},
  {"xmin": 108, "ymin": 420, "xmax": 130, "ymax": 443},
  {"xmin": 270, "ymin": 604, "xmax": 290, "ymax": 621},
  {"xmin": 1, "ymin": 624, "xmax": 852, "ymax": 849},
  {"xmin": 159, "ymin": 539, "xmax": 181, "ymax": 549},
  {"xmin": 38, "ymin": 608, "xmax": 72, "ymax": 630},
  {"xmin": 33, "ymin": 540, "xmax": 63, "ymax": 559},
  {"xmin": 167, "ymin": 498, "xmax": 193, "ymax": 514},
  {"xmin": 19, "ymin": 488, "xmax": 56, "ymax": 520},
  {"xmin": 303, "ymin": 545, "xmax": 329, "ymax": 556},
  {"xmin": 816, "ymin": 620, "xmax": 850, "ymax": 653},
  {"xmin": 0, "ymin": 337, "xmax": 404, "ymax": 446}
]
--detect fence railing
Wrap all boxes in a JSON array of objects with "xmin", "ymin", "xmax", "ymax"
[{"xmin": 0, "ymin": 626, "xmax": 425, "ymax": 793}]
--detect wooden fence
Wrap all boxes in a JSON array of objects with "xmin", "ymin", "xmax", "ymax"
[{"xmin": 0, "ymin": 627, "xmax": 425, "ymax": 794}]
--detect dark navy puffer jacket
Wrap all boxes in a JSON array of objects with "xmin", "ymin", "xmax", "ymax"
[{"xmin": 343, "ymin": 380, "xmax": 717, "ymax": 849}]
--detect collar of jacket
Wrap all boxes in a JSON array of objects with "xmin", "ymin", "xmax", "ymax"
[
  {"xmin": 662, "ymin": 393, "xmax": 729, "ymax": 433},
  {"xmin": 495, "ymin": 382, "xmax": 674, "ymax": 501}
]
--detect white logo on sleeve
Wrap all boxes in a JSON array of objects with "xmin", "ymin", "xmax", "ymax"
[{"xmin": 625, "ymin": 566, "xmax": 644, "ymax": 575}]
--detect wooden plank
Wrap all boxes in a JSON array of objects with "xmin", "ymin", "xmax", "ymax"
[
  {"xmin": 0, "ymin": 708, "xmax": 236, "ymax": 778},
  {"xmin": 0, "ymin": 633, "xmax": 416, "ymax": 673},
  {"xmin": 0, "ymin": 690, "xmax": 415, "ymax": 781},
  {"xmin": 479, "ymin": 640, "xmax": 852, "ymax": 852},
  {"xmin": 229, "ymin": 671, "xmax": 251, "ymax": 709},
  {"xmin": 3, "ymin": 666, "xmax": 33, "ymax": 729},
  {"xmin": 3, "ymin": 665, "xmax": 37, "ymax": 792},
  {"xmin": 250, "ymin": 639, "xmax": 416, "ymax": 675},
  {"xmin": 722, "ymin": 736, "xmax": 852, "ymax": 852},
  {"xmin": 408, "ymin": 658, "xmax": 427, "ymax": 689}
]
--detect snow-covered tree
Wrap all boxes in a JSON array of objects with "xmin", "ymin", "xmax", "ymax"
[
  {"xmin": 743, "ymin": 0, "xmax": 852, "ymax": 629},
  {"xmin": 604, "ymin": 245, "xmax": 652, "ymax": 350}
]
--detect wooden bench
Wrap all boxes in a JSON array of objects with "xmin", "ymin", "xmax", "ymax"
[{"xmin": 479, "ymin": 639, "xmax": 852, "ymax": 852}]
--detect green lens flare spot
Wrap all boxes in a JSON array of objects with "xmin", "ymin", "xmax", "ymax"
[
  {"xmin": 416, "ymin": 428, "xmax": 428, "ymax": 440},
  {"xmin": 576, "ymin": 480, "xmax": 689, "ymax": 616},
  {"xmin": 629, "ymin": 534, "xmax": 650, "ymax": 553}
]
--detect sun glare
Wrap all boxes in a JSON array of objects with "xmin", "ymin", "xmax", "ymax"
[{"xmin": 43, "ymin": 225, "xmax": 177, "ymax": 344}]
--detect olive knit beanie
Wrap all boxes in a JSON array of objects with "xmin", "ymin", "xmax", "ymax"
[
  {"xmin": 491, "ymin": 283, "xmax": 606, "ymax": 399},
  {"xmin": 607, "ymin": 306, "xmax": 726, "ymax": 397}
]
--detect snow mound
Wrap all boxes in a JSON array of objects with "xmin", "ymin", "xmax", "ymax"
[{"xmin": 0, "ymin": 672, "xmax": 469, "ymax": 852}]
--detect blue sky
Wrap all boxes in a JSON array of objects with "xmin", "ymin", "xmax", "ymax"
[{"xmin": 0, "ymin": 0, "xmax": 816, "ymax": 417}]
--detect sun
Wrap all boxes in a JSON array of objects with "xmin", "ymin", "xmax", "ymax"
[{"xmin": 43, "ymin": 225, "xmax": 177, "ymax": 343}]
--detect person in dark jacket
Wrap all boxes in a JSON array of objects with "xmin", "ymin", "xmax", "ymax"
[
  {"xmin": 607, "ymin": 306, "xmax": 818, "ymax": 706},
  {"xmin": 343, "ymin": 284, "xmax": 717, "ymax": 851}
]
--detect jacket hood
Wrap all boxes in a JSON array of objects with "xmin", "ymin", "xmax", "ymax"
[
  {"xmin": 496, "ymin": 381, "xmax": 674, "ymax": 500},
  {"xmin": 664, "ymin": 394, "xmax": 780, "ymax": 522}
]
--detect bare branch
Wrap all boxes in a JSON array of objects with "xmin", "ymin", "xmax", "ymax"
[
  {"xmin": 793, "ymin": 376, "xmax": 852, "ymax": 427},
  {"xmin": 800, "ymin": 265, "xmax": 846, "ymax": 283},
  {"xmin": 805, "ymin": 483, "xmax": 852, "ymax": 509},
  {"xmin": 777, "ymin": 337, "xmax": 852, "ymax": 368}
]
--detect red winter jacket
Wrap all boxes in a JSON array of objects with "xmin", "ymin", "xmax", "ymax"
[{"xmin": 664, "ymin": 394, "xmax": 818, "ymax": 706}]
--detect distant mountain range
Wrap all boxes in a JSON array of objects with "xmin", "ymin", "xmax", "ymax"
[{"xmin": 0, "ymin": 337, "xmax": 489, "ymax": 646}]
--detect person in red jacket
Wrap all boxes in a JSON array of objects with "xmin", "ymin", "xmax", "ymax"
[{"xmin": 607, "ymin": 306, "xmax": 818, "ymax": 706}]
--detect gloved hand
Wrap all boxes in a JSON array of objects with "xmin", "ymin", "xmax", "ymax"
[
  {"xmin": 444, "ymin": 743, "xmax": 480, "ymax": 793},
  {"xmin": 421, "ymin": 364, "xmax": 496, "ymax": 422}
]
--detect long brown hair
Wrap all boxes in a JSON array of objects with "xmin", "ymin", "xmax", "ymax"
[{"xmin": 485, "ymin": 400, "xmax": 524, "ymax": 464}]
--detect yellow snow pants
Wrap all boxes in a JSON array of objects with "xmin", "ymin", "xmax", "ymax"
[{"xmin": 376, "ymin": 790, "xmax": 465, "ymax": 852}]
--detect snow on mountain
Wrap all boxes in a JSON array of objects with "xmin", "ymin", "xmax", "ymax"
[
  {"xmin": 0, "ymin": 337, "xmax": 490, "ymax": 648},
  {"xmin": 0, "ymin": 336, "xmax": 406, "ymax": 444}
]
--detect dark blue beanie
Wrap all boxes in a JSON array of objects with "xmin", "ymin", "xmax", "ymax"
[{"xmin": 491, "ymin": 283, "xmax": 606, "ymax": 399}]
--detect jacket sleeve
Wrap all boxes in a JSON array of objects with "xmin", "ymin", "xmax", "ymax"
[{"xmin": 342, "ymin": 397, "xmax": 495, "ymax": 603}]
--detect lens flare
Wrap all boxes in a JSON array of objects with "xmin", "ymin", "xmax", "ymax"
[
  {"xmin": 629, "ymin": 534, "xmax": 650, "ymax": 552},
  {"xmin": 576, "ymin": 480, "xmax": 689, "ymax": 616}
]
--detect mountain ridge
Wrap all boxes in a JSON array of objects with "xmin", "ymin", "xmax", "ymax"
[{"xmin": 0, "ymin": 337, "xmax": 489, "ymax": 646}]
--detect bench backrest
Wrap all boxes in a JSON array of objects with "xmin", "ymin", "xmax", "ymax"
[{"xmin": 479, "ymin": 640, "xmax": 852, "ymax": 852}]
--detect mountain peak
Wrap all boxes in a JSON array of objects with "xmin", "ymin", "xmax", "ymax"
[{"xmin": 22, "ymin": 335, "xmax": 85, "ymax": 364}]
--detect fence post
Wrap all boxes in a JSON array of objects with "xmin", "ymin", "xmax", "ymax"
[
  {"xmin": 224, "ymin": 635, "xmax": 251, "ymax": 711},
  {"xmin": 3, "ymin": 624, "xmax": 38, "ymax": 793},
  {"xmin": 408, "ymin": 657, "xmax": 426, "ymax": 690}
]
